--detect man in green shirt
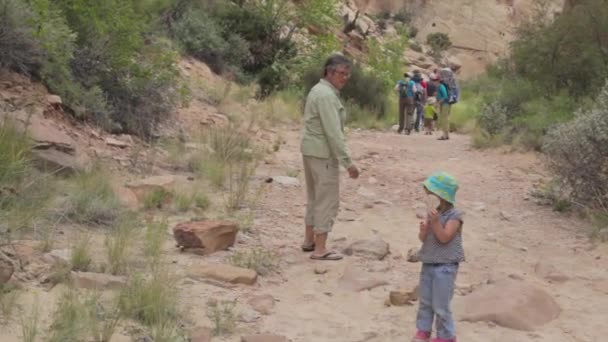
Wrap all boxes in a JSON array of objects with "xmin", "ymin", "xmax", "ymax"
[{"xmin": 300, "ymin": 54, "xmax": 360, "ymax": 261}]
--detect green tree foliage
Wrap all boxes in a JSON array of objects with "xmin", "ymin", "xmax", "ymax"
[
  {"xmin": 511, "ymin": 0, "xmax": 608, "ymax": 97},
  {"xmin": 167, "ymin": 0, "xmax": 296, "ymax": 97},
  {"xmin": 0, "ymin": 0, "xmax": 42, "ymax": 74},
  {"xmin": 468, "ymin": 0, "xmax": 608, "ymax": 150},
  {"xmin": 296, "ymin": 0, "xmax": 339, "ymax": 29},
  {"xmin": 0, "ymin": 0, "xmax": 182, "ymax": 138},
  {"xmin": 543, "ymin": 82, "xmax": 608, "ymax": 209},
  {"xmin": 367, "ymin": 35, "xmax": 408, "ymax": 89}
]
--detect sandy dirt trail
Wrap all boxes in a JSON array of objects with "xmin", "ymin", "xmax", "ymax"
[
  {"xmin": 2, "ymin": 129, "xmax": 607, "ymax": 342},
  {"xmin": 223, "ymin": 129, "xmax": 608, "ymax": 342}
]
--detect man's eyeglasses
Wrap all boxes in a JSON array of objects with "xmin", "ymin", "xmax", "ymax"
[{"xmin": 333, "ymin": 70, "xmax": 351, "ymax": 78}]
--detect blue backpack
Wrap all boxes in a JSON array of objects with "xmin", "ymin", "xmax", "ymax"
[{"xmin": 442, "ymin": 82, "xmax": 459, "ymax": 104}]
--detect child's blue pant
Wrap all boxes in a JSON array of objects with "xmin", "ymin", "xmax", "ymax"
[{"xmin": 416, "ymin": 263, "xmax": 459, "ymax": 339}]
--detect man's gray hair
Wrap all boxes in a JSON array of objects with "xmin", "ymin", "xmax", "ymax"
[{"xmin": 323, "ymin": 54, "xmax": 352, "ymax": 76}]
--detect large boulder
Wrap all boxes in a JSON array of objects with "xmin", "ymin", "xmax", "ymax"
[
  {"xmin": 459, "ymin": 279, "xmax": 561, "ymax": 331},
  {"xmin": 343, "ymin": 239, "xmax": 390, "ymax": 260},
  {"xmin": 188, "ymin": 263, "xmax": 257, "ymax": 285},
  {"xmin": 173, "ymin": 220, "xmax": 239, "ymax": 255}
]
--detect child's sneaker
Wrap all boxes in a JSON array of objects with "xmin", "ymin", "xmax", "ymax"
[
  {"xmin": 430, "ymin": 338, "xmax": 457, "ymax": 342},
  {"xmin": 411, "ymin": 330, "xmax": 431, "ymax": 342}
]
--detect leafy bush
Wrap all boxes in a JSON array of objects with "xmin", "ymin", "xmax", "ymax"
[
  {"xmin": 63, "ymin": 169, "xmax": 122, "ymax": 225},
  {"xmin": 393, "ymin": 9, "xmax": 412, "ymax": 24},
  {"xmin": 297, "ymin": 0, "xmax": 339, "ymax": 28},
  {"xmin": 302, "ymin": 63, "xmax": 388, "ymax": 120},
  {"xmin": 511, "ymin": 0, "xmax": 608, "ymax": 99},
  {"xmin": 426, "ymin": 32, "xmax": 452, "ymax": 50},
  {"xmin": 478, "ymin": 102, "xmax": 508, "ymax": 135},
  {"xmin": 119, "ymin": 270, "xmax": 178, "ymax": 326},
  {"xmin": 0, "ymin": 0, "xmax": 42, "ymax": 74},
  {"xmin": 168, "ymin": 0, "xmax": 296, "ymax": 96},
  {"xmin": 543, "ymin": 83, "xmax": 608, "ymax": 210},
  {"xmin": 0, "ymin": 118, "xmax": 51, "ymax": 241},
  {"xmin": 367, "ymin": 35, "xmax": 407, "ymax": 89},
  {"xmin": 410, "ymin": 42, "xmax": 423, "ymax": 53},
  {"xmin": 171, "ymin": 10, "xmax": 231, "ymax": 74}
]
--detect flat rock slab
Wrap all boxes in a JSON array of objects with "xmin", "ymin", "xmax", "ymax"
[
  {"xmin": 241, "ymin": 334, "xmax": 287, "ymax": 342},
  {"xmin": 188, "ymin": 263, "xmax": 257, "ymax": 285},
  {"xmin": 338, "ymin": 266, "xmax": 388, "ymax": 292},
  {"xmin": 71, "ymin": 271, "xmax": 127, "ymax": 290},
  {"xmin": 460, "ymin": 279, "xmax": 561, "ymax": 331},
  {"xmin": 343, "ymin": 239, "xmax": 390, "ymax": 260},
  {"xmin": 189, "ymin": 327, "xmax": 212, "ymax": 342},
  {"xmin": 248, "ymin": 294, "xmax": 275, "ymax": 315}
]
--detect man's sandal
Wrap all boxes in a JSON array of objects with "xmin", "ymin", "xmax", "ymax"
[{"xmin": 310, "ymin": 252, "xmax": 343, "ymax": 261}]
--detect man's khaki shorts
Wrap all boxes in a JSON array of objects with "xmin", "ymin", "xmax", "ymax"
[{"xmin": 303, "ymin": 155, "xmax": 340, "ymax": 233}]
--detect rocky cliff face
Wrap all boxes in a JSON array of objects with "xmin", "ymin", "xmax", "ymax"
[{"xmin": 348, "ymin": 0, "xmax": 564, "ymax": 78}]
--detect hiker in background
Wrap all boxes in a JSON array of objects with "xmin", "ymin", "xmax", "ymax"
[
  {"xmin": 394, "ymin": 72, "xmax": 416, "ymax": 135},
  {"xmin": 412, "ymin": 172, "xmax": 464, "ymax": 342},
  {"xmin": 437, "ymin": 68, "xmax": 457, "ymax": 140},
  {"xmin": 426, "ymin": 73, "xmax": 438, "ymax": 98},
  {"xmin": 300, "ymin": 54, "xmax": 360, "ymax": 261},
  {"xmin": 412, "ymin": 70, "xmax": 427, "ymax": 132},
  {"xmin": 423, "ymin": 97, "xmax": 437, "ymax": 135}
]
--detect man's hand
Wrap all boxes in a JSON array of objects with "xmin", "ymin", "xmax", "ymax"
[{"xmin": 347, "ymin": 165, "xmax": 360, "ymax": 179}]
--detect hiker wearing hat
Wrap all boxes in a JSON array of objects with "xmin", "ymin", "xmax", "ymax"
[
  {"xmin": 437, "ymin": 68, "xmax": 456, "ymax": 140},
  {"xmin": 412, "ymin": 172, "xmax": 464, "ymax": 342},
  {"xmin": 423, "ymin": 97, "xmax": 437, "ymax": 135},
  {"xmin": 394, "ymin": 72, "xmax": 416, "ymax": 134},
  {"xmin": 412, "ymin": 70, "xmax": 427, "ymax": 133}
]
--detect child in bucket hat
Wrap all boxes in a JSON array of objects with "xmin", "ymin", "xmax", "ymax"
[{"xmin": 412, "ymin": 172, "xmax": 464, "ymax": 342}]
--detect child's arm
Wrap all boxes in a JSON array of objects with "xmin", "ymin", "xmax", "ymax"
[
  {"xmin": 418, "ymin": 219, "xmax": 430, "ymax": 242},
  {"xmin": 428, "ymin": 210, "xmax": 461, "ymax": 244}
]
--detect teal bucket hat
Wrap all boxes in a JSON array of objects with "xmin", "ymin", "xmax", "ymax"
[{"xmin": 423, "ymin": 172, "xmax": 459, "ymax": 204}]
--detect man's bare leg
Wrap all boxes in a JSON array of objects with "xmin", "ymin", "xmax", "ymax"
[
  {"xmin": 312, "ymin": 232, "xmax": 328, "ymax": 256},
  {"xmin": 304, "ymin": 225, "xmax": 315, "ymax": 246}
]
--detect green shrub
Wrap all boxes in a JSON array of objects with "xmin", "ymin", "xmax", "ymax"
[
  {"xmin": 63, "ymin": 169, "xmax": 122, "ymax": 225},
  {"xmin": 105, "ymin": 215, "xmax": 137, "ymax": 275},
  {"xmin": 0, "ymin": 119, "xmax": 52, "ymax": 241},
  {"xmin": 229, "ymin": 247, "xmax": 278, "ymax": 276},
  {"xmin": 71, "ymin": 234, "xmax": 92, "ymax": 271},
  {"xmin": 119, "ymin": 270, "xmax": 178, "ymax": 326},
  {"xmin": 393, "ymin": 9, "xmax": 411, "ymax": 24},
  {"xmin": 206, "ymin": 299, "xmax": 237, "ymax": 336},
  {"xmin": 478, "ymin": 102, "xmax": 508, "ymax": 135},
  {"xmin": 410, "ymin": 42, "xmax": 423, "ymax": 53},
  {"xmin": 426, "ymin": 32, "xmax": 452, "ymax": 52},
  {"xmin": 172, "ymin": 10, "xmax": 230, "ymax": 74},
  {"xmin": 143, "ymin": 188, "xmax": 172, "ymax": 210},
  {"xmin": 297, "ymin": 0, "xmax": 339, "ymax": 29},
  {"xmin": 0, "ymin": 0, "xmax": 42, "ymax": 74},
  {"xmin": 543, "ymin": 83, "xmax": 608, "ymax": 210},
  {"xmin": 302, "ymin": 63, "xmax": 388, "ymax": 118}
]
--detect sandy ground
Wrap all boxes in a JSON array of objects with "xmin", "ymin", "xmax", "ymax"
[{"xmin": 1, "ymin": 129, "xmax": 607, "ymax": 342}]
